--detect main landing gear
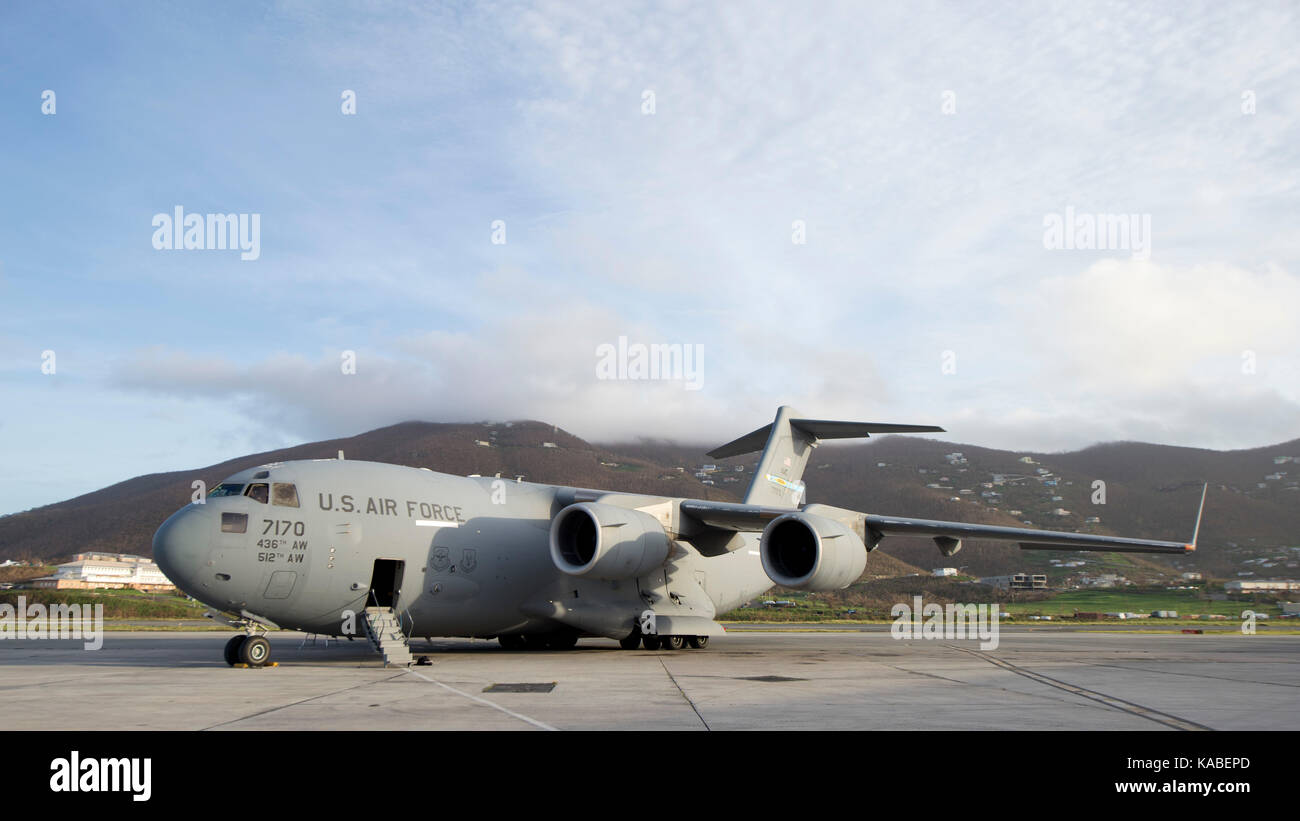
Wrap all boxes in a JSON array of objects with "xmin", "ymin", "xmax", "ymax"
[
  {"xmin": 497, "ymin": 627, "xmax": 580, "ymax": 651},
  {"xmin": 224, "ymin": 634, "xmax": 274, "ymax": 667},
  {"xmin": 620, "ymin": 631, "xmax": 709, "ymax": 651},
  {"xmin": 498, "ymin": 628, "xmax": 712, "ymax": 652},
  {"xmin": 493, "ymin": 628, "xmax": 707, "ymax": 654}
]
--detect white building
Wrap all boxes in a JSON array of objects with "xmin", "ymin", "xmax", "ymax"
[
  {"xmin": 1225, "ymin": 579, "xmax": 1300, "ymax": 593},
  {"xmin": 1082, "ymin": 573, "xmax": 1126, "ymax": 588},
  {"xmin": 31, "ymin": 552, "xmax": 174, "ymax": 592},
  {"xmin": 980, "ymin": 573, "xmax": 1047, "ymax": 590}
]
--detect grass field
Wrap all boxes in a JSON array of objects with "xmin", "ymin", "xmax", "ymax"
[
  {"xmin": 720, "ymin": 586, "xmax": 1289, "ymax": 621},
  {"xmin": 1, "ymin": 581, "xmax": 1287, "ymax": 627},
  {"xmin": 1003, "ymin": 589, "xmax": 1278, "ymax": 618},
  {"xmin": 0, "ymin": 589, "xmax": 207, "ymax": 619}
]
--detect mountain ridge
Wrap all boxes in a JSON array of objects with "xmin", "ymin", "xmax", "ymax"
[{"xmin": 2, "ymin": 420, "xmax": 1296, "ymax": 581}]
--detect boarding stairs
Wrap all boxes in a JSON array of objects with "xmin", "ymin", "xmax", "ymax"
[{"xmin": 362, "ymin": 606, "xmax": 413, "ymax": 667}]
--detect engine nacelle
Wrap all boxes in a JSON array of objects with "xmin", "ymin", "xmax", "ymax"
[
  {"xmin": 760, "ymin": 512, "xmax": 868, "ymax": 591},
  {"xmin": 549, "ymin": 502, "xmax": 671, "ymax": 581}
]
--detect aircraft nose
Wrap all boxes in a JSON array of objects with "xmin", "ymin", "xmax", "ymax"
[{"xmin": 153, "ymin": 505, "xmax": 211, "ymax": 593}]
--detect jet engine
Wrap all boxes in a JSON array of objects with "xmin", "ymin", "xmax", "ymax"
[
  {"xmin": 549, "ymin": 502, "xmax": 671, "ymax": 581},
  {"xmin": 760, "ymin": 512, "xmax": 868, "ymax": 591}
]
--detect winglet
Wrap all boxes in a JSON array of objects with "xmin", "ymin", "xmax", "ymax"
[{"xmin": 1186, "ymin": 483, "xmax": 1208, "ymax": 552}]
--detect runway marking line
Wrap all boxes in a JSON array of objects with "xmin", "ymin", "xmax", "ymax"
[
  {"xmin": 404, "ymin": 668, "xmax": 558, "ymax": 731},
  {"xmin": 945, "ymin": 644, "xmax": 1212, "ymax": 731}
]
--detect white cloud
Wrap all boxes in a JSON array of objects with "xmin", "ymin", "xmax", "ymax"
[
  {"xmin": 1015, "ymin": 259, "xmax": 1300, "ymax": 390},
  {"xmin": 8, "ymin": 1, "xmax": 1300, "ymax": 512}
]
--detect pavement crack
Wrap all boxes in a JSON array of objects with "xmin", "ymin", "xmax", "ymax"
[
  {"xmin": 884, "ymin": 664, "xmax": 968, "ymax": 685},
  {"xmin": 659, "ymin": 657, "xmax": 710, "ymax": 731},
  {"xmin": 1083, "ymin": 662, "xmax": 1300, "ymax": 689},
  {"xmin": 200, "ymin": 671, "xmax": 407, "ymax": 730},
  {"xmin": 945, "ymin": 644, "xmax": 1212, "ymax": 731}
]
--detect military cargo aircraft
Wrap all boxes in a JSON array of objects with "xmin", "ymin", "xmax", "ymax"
[{"xmin": 153, "ymin": 406, "xmax": 1205, "ymax": 666}]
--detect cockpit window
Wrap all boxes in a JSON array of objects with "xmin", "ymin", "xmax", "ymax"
[
  {"xmin": 272, "ymin": 483, "xmax": 299, "ymax": 507},
  {"xmin": 208, "ymin": 483, "xmax": 245, "ymax": 498},
  {"xmin": 244, "ymin": 483, "xmax": 269, "ymax": 504}
]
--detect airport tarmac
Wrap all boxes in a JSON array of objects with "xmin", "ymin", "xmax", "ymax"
[{"xmin": 1, "ymin": 630, "xmax": 1296, "ymax": 731}]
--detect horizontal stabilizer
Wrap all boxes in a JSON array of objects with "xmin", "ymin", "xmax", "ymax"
[{"xmin": 708, "ymin": 418, "xmax": 944, "ymax": 458}]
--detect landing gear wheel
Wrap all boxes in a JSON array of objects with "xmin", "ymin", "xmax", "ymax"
[
  {"xmin": 239, "ymin": 635, "xmax": 271, "ymax": 667},
  {"xmin": 642, "ymin": 635, "xmax": 662, "ymax": 650},
  {"xmin": 523, "ymin": 634, "xmax": 551, "ymax": 651},
  {"xmin": 224, "ymin": 635, "xmax": 247, "ymax": 666},
  {"xmin": 618, "ymin": 632, "xmax": 642, "ymax": 650},
  {"xmin": 662, "ymin": 635, "xmax": 685, "ymax": 650},
  {"xmin": 498, "ymin": 634, "xmax": 526, "ymax": 650},
  {"xmin": 546, "ymin": 630, "xmax": 579, "ymax": 650},
  {"xmin": 687, "ymin": 635, "xmax": 709, "ymax": 649}
]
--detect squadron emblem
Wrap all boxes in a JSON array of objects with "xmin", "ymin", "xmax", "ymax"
[{"xmin": 431, "ymin": 546, "xmax": 451, "ymax": 572}]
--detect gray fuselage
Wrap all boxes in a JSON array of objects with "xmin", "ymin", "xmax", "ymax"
[{"xmin": 153, "ymin": 459, "xmax": 775, "ymax": 639}]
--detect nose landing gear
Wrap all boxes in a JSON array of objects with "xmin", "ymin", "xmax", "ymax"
[
  {"xmin": 223, "ymin": 635, "xmax": 245, "ymax": 666},
  {"xmin": 224, "ymin": 634, "xmax": 274, "ymax": 667},
  {"xmin": 210, "ymin": 610, "xmax": 278, "ymax": 667}
]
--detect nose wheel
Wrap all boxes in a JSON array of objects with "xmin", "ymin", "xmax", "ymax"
[
  {"xmin": 224, "ymin": 634, "xmax": 273, "ymax": 667},
  {"xmin": 223, "ymin": 635, "xmax": 245, "ymax": 665}
]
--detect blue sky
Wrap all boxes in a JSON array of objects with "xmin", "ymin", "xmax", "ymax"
[{"xmin": 2, "ymin": 1, "xmax": 1299, "ymax": 514}]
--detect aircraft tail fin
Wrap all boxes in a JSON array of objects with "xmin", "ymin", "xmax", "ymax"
[{"xmin": 707, "ymin": 406, "xmax": 944, "ymax": 507}]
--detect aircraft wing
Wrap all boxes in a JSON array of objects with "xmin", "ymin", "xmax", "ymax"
[
  {"xmin": 678, "ymin": 499, "xmax": 795, "ymax": 531},
  {"xmin": 679, "ymin": 484, "xmax": 1206, "ymax": 556},
  {"xmin": 859, "ymin": 514, "xmax": 1194, "ymax": 554}
]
